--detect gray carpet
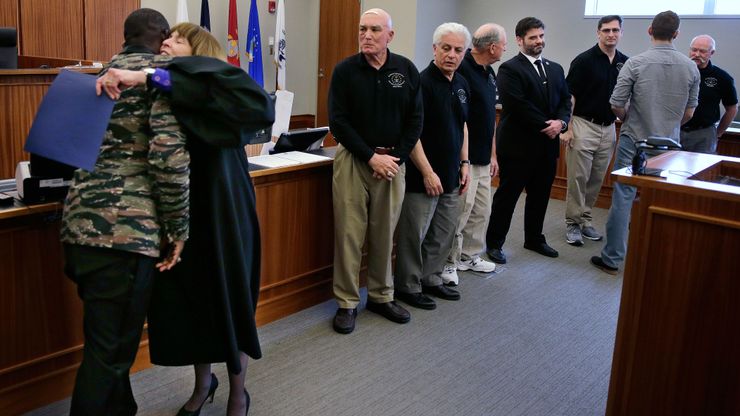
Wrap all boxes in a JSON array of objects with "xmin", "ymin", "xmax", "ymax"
[{"xmin": 27, "ymin": 197, "xmax": 621, "ymax": 416}]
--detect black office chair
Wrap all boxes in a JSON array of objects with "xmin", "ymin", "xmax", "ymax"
[{"xmin": 0, "ymin": 27, "xmax": 18, "ymax": 69}]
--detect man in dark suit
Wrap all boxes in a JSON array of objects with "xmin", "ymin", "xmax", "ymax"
[{"xmin": 485, "ymin": 17, "xmax": 571, "ymax": 264}]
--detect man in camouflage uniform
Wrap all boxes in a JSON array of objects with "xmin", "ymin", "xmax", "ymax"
[{"xmin": 60, "ymin": 9, "xmax": 189, "ymax": 415}]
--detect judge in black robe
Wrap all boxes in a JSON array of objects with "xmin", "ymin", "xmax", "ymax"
[{"xmin": 145, "ymin": 56, "xmax": 275, "ymax": 374}]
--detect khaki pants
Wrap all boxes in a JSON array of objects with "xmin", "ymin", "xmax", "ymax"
[
  {"xmin": 332, "ymin": 145, "xmax": 405, "ymax": 308},
  {"xmin": 448, "ymin": 163, "xmax": 491, "ymax": 263},
  {"xmin": 565, "ymin": 116, "xmax": 616, "ymax": 227}
]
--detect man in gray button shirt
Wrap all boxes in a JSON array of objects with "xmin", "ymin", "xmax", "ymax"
[{"xmin": 590, "ymin": 10, "xmax": 699, "ymax": 275}]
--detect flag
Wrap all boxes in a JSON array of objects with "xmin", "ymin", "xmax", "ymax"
[
  {"xmin": 200, "ymin": 0, "xmax": 211, "ymax": 31},
  {"xmin": 246, "ymin": 0, "xmax": 264, "ymax": 87},
  {"xmin": 274, "ymin": 0, "xmax": 286, "ymax": 89},
  {"xmin": 226, "ymin": 0, "xmax": 240, "ymax": 67},
  {"xmin": 176, "ymin": 0, "xmax": 189, "ymax": 23}
]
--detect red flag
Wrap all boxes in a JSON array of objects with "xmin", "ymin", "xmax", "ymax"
[{"xmin": 226, "ymin": 0, "xmax": 240, "ymax": 67}]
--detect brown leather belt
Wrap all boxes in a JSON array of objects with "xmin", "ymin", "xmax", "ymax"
[{"xmin": 374, "ymin": 147, "xmax": 394, "ymax": 155}]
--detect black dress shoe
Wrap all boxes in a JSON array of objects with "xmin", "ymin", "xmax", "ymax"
[
  {"xmin": 395, "ymin": 291, "xmax": 436, "ymax": 310},
  {"xmin": 590, "ymin": 256, "xmax": 618, "ymax": 275},
  {"xmin": 523, "ymin": 241, "xmax": 559, "ymax": 258},
  {"xmin": 486, "ymin": 248, "xmax": 507, "ymax": 264},
  {"xmin": 333, "ymin": 308, "xmax": 357, "ymax": 334},
  {"xmin": 422, "ymin": 284, "xmax": 461, "ymax": 301},
  {"xmin": 366, "ymin": 301, "xmax": 411, "ymax": 323}
]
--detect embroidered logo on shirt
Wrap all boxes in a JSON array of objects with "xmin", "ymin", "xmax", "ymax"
[
  {"xmin": 388, "ymin": 73, "xmax": 406, "ymax": 88},
  {"xmin": 705, "ymin": 77, "xmax": 718, "ymax": 88},
  {"xmin": 457, "ymin": 88, "xmax": 468, "ymax": 104}
]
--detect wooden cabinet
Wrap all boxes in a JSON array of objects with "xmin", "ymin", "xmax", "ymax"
[{"xmin": 606, "ymin": 151, "xmax": 740, "ymax": 415}]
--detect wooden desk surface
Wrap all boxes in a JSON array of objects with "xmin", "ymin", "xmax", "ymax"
[{"xmin": 612, "ymin": 151, "xmax": 740, "ymax": 202}]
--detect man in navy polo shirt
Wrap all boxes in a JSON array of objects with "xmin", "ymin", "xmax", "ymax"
[
  {"xmin": 329, "ymin": 8, "xmax": 423, "ymax": 334},
  {"xmin": 680, "ymin": 34, "xmax": 738, "ymax": 154},
  {"xmin": 441, "ymin": 23, "xmax": 507, "ymax": 285},
  {"xmin": 394, "ymin": 22, "xmax": 471, "ymax": 311}
]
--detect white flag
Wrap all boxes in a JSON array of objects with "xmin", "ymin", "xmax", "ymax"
[
  {"xmin": 274, "ymin": 0, "xmax": 286, "ymax": 90},
  {"xmin": 177, "ymin": 0, "xmax": 190, "ymax": 23}
]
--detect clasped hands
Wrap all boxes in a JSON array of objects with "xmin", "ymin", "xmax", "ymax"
[
  {"xmin": 540, "ymin": 119, "xmax": 564, "ymax": 140},
  {"xmin": 369, "ymin": 153, "xmax": 400, "ymax": 181}
]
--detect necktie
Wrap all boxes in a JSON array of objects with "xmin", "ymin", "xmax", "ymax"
[{"xmin": 534, "ymin": 59, "xmax": 547, "ymax": 84}]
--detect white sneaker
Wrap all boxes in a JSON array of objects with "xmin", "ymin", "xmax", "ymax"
[
  {"xmin": 440, "ymin": 263, "xmax": 459, "ymax": 286},
  {"xmin": 457, "ymin": 256, "xmax": 496, "ymax": 273}
]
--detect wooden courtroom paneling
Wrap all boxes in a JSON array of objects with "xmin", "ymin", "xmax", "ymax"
[
  {"xmin": 84, "ymin": 0, "xmax": 140, "ymax": 62},
  {"xmin": 251, "ymin": 161, "xmax": 335, "ymax": 325},
  {"xmin": 0, "ymin": 0, "xmax": 19, "ymax": 50},
  {"xmin": 19, "ymin": 0, "xmax": 84, "ymax": 59}
]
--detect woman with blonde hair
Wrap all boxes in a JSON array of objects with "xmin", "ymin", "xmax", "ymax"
[{"xmin": 99, "ymin": 22, "xmax": 273, "ymax": 416}]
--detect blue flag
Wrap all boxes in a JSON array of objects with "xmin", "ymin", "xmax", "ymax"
[
  {"xmin": 200, "ymin": 0, "xmax": 211, "ymax": 31},
  {"xmin": 246, "ymin": 0, "xmax": 264, "ymax": 87}
]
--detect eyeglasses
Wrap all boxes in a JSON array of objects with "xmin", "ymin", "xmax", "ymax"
[{"xmin": 600, "ymin": 28, "xmax": 621, "ymax": 34}]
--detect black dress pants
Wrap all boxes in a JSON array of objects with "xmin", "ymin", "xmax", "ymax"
[
  {"xmin": 63, "ymin": 244, "xmax": 156, "ymax": 416},
  {"xmin": 486, "ymin": 154, "xmax": 557, "ymax": 249}
]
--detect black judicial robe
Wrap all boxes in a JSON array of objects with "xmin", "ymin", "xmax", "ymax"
[{"xmin": 147, "ymin": 56, "xmax": 275, "ymax": 373}]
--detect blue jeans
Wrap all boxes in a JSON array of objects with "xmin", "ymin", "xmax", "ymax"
[{"xmin": 600, "ymin": 136, "xmax": 662, "ymax": 269}]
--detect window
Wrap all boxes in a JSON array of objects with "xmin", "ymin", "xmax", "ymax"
[{"xmin": 584, "ymin": 0, "xmax": 740, "ymax": 17}]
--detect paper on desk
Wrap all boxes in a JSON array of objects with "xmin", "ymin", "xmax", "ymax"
[
  {"xmin": 275, "ymin": 151, "xmax": 332, "ymax": 164},
  {"xmin": 248, "ymin": 154, "xmax": 301, "ymax": 168},
  {"xmin": 24, "ymin": 70, "xmax": 115, "ymax": 171},
  {"xmin": 271, "ymin": 90, "xmax": 293, "ymax": 138},
  {"xmin": 248, "ymin": 151, "xmax": 331, "ymax": 168}
]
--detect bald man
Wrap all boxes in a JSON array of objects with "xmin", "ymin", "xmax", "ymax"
[
  {"xmin": 441, "ymin": 23, "xmax": 507, "ymax": 285},
  {"xmin": 680, "ymin": 34, "xmax": 738, "ymax": 154},
  {"xmin": 328, "ymin": 8, "xmax": 423, "ymax": 334}
]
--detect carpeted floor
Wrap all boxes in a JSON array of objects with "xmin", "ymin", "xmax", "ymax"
[{"xmin": 27, "ymin": 197, "xmax": 622, "ymax": 416}]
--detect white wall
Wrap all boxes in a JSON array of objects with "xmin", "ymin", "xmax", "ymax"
[
  {"xmin": 141, "ymin": 0, "xmax": 319, "ymax": 115},
  {"xmin": 459, "ymin": 0, "xmax": 740, "ymax": 82},
  {"xmin": 139, "ymin": 0, "xmax": 740, "ymax": 119}
]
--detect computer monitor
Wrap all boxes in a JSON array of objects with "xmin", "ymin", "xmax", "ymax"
[
  {"xmin": 0, "ymin": 27, "xmax": 18, "ymax": 69},
  {"xmin": 271, "ymin": 127, "xmax": 329, "ymax": 154}
]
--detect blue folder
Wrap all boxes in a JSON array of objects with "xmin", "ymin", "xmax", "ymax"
[{"xmin": 24, "ymin": 69, "xmax": 114, "ymax": 171}]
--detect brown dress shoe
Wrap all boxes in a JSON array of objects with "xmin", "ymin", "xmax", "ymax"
[
  {"xmin": 333, "ymin": 308, "xmax": 357, "ymax": 334},
  {"xmin": 422, "ymin": 284, "xmax": 461, "ymax": 300},
  {"xmin": 365, "ymin": 301, "xmax": 411, "ymax": 323}
]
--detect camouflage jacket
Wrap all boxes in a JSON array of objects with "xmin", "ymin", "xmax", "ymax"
[{"xmin": 61, "ymin": 46, "xmax": 189, "ymax": 258}]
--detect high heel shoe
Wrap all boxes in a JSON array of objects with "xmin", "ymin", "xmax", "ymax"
[
  {"xmin": 244, "ymin": 389, "xmax": 251, "ymax": 415},
  {"xmin": 176, "ymin": 373, "xmax": 219, "ymax": 416}
]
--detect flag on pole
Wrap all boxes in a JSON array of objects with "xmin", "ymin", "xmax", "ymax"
[
  {"xmin": 176, "ymin": 0, "xmax": 189, "ymax": 23},
  {"xmin": 226, "ymin": 0, "xmax": 241, "ymax": 67},
  {"xmin": 200, "ymin": 0, "xmax": 211, "ymax": 31},
  {"xmin": 246, "ymin": 0, "xmax": 264, "ymax": 87},
  {"xmin": 274, "ymin": 0, "xmax": 286, "ymax": 90}
]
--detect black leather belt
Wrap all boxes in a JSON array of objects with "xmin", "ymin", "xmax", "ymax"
[
  {"xmin": 374, "ymin": 147, "xmax": 394, "ymax": 155},
  {"xmin": 577, "ymin": 115, "xmax": 613, "ymax": 126},
  {"xmin": 681, "ymin": 124, "xmax": 713, "ymax": 132}
]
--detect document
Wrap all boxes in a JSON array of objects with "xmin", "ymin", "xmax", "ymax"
[
  {"xmin": 24, "ymin": 70, "xmax": 114, "ymax": 171},
  {"xmin": 248, "ymin": 151, "xmax": 331, "ymax": 169}
]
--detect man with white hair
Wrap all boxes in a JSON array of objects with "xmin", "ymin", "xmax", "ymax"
[
  {"xmin": 329, "ymin": 8, "xmax": 423, "ymax": 334},
  {"xmin": 394, "ymin": 22, "xmax": 471, "ymax": 311},
  {"xmin": 680, "ymin": 34, "xmax": 738, "ymax": 153},
  {"xmin": 440, "ymin": 23, "xmax": 507, "ymax": 286}
]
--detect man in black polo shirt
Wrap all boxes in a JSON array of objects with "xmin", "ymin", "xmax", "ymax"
[
  {"xmin": 394, "ymin": 22, "xmax": 470, "ymax": 311},
  {"xmin": 441, "ymin": 23, "xmax": 506, "ymax": 285},
  {"xmin": 328, "ymin": 8, "xmax": 423, "ymax": 334},
  {"xmin": 562, "ymin": 15, "xmax": 628, "ymax": 246},
  {"xmin": 681, "ymin": 34, "xmax": 738, "ymax": 154}
]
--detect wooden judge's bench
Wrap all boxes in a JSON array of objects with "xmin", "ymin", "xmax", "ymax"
[{"xmin": 606, "ymin": 151, "xmax": 740, "ymax": 415}]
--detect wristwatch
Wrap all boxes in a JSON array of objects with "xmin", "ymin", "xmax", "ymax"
[
  {"xmin": 143, "ymin": 68, "xmax": 156, "ymax": 87},
  {"xmin": 560, "ymin": 119, "xmax": 568, "ymax": 133},
  {"xmin": 459, "ymin": 160, "xmax": 470, "ymax": 167}
]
